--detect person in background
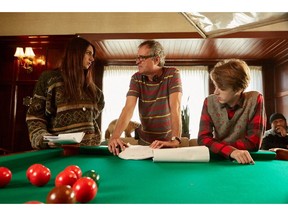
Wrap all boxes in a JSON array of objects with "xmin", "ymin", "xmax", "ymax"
[
  {"xmin": 261, "ymin": 113, "xmax": 288, "ymax": 150},
  {"xmin": 197, "ymin": 59, "xmax": 266, "ymax": 165},
  {"xmin": 26, "ymin": 37, "xmax": 104, "ymax": 149},
  {"xmin": 108, "ymin": 40, "xmax": 182, "ymax": 155}
]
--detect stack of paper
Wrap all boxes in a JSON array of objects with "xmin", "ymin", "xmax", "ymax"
[{"xmin": 43, "ymin": 132, "xmax": 85, "ymax": 144}]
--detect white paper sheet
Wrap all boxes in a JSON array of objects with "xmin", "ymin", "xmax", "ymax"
[
  {"xmin": 153, "ymin": 146, "xmax": 210, "ymax": 162},
  {"xmin": 118, "ymin": 145, "xmax": 153, "ymax": 160},
  {"xmin": 43, "ymin": 132, "xmax": 85, "ymax": 144}
]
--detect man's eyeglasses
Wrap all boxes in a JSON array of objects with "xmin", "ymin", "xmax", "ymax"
[{"xmin": 136, "ymin": 55, "xmax": 155, "ymax": 62}]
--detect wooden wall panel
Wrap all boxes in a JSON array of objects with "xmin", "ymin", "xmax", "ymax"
[
  {"xmin": 276, "ymin": 96, "xmax": 288, "ymax": 118},
  {"xmin": 0, "ymin": 47, "xmax": 15, "ymax": 152},
  {"xmin": 262, "ymin": 62, "xmax": 276, "ymax": 129},
  {"xmin": 0, "ymin": 47, "xmax": 14, "ymax": 82},
  {"xmin": 275, "ymin": 63, "xmax": 288, "ymax": 93},
  {"xmin": 13, "ymin": 84, "xmax": 35, "ymax": 152},
  {"xmin": 46, "ymin": 48, "xmax": 65, "ymax": 70},
  {"xmin": 0, "ymin": 85, "xmax": 13, "ymax": 151},
  {"xmin": 275, "ymin": 62, "xmax": 288, "ymax": 118}
]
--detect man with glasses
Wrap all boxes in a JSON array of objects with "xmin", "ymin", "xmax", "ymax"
[{"xmin": 108, "ymin": 40, "xmax": 182, "ymax": 155}]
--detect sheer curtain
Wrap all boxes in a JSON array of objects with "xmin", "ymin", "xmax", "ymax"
[
  {"xmin": 177, "ymin": 66, "xmax": 209, "ymax": 138},
  {"xmin": 101, "ymin": 66, "xmax": 139, "ymax": 140},
  {"xmin": 246, "ymin": 66, "xmax": 263, "ymax": 94},
  {"xmin": 101, "ymin": 65, "xmax": 262, "ymax": 141},
  {"xmin": 101, "ymin": 65, "xmax": 209, "ymax": 140}
]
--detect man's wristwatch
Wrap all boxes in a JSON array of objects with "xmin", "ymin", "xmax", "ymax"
[{"xmin": 171, "ymin": 136, "xmax": 181, "ymax": 144}]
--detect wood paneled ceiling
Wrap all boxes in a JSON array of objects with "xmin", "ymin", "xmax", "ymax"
[
  {"xmin": 1, "ymin": 12, "xmax": 287, "ymax": 66},
  {"xmin": 81, "ymin": 31, "xmax": 288, "ymax": 65},
  {"xmin": 79, "ymin": 12, "xmax": 288, "ymax": 65}
]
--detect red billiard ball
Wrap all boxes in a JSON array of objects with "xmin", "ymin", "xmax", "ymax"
[
  {"xmin": 27, "ymin": 164, "xmax": 51, "ymax": 187},
  {"xmin": 0, "ymin": 167, "xmax": 12, "ymax": 188},
  {"xmin": 46, "ymin": 185, "xmax": 76, "ymax": 204},
  {"xmin": 64, "ymin": 165, "xmax": 82, "ymax": 179},
  {"xmin": 55, "ymin": 170, "xmax": 78, "ymax": 187},
  {"xmin": 26, "ymin": 164, "xmax": 45, "ymax": 181},
  {"xmin": 72, "ymin": 177, "xmax": 97, "ymax": 203}
]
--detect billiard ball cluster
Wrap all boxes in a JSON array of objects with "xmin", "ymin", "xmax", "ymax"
[
  {"xmin": 48, "ymin": 165, "xmax": 98, "ymax": 204},
  {"xmin": 0, "ymin": 164, "xmax": 100, "ymax": 204}
]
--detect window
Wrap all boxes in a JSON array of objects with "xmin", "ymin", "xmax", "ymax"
[
  {"xmin": 176, "ymin": 66, "xmax": 209, "ymax": 138},
  {"xmin": 101, "ymin": 65, "xmax": 263, "ymax": 141},
  {"xmin": 101, "ymin": 65, "xmax": 209, "ymax": 140},
  {"xmin": 246, "ymin": 66, "xmax": 263, "ymax": 94},
  {"xmin": 101, "ymin": 66, "xmax": 139, "ymax": 140}
]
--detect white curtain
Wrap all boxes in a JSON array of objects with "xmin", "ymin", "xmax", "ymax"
[
  {"xmin": 177, "ymin": 66, "xmax": 209, "ymax": 138},
  {"xmin": 101, "ymin": 66, "xmax": 139, "ymax": 140},
  {"xmin": 101, "ymin": 65, "xmax": 263, "ymax": 141},
  {"xmin": 101, "ymin": 65, "xmax": 209, "ymax": 140},
  {"xmin": 246, "ymin": 66, "xmax": 263, "ymax": 94}
]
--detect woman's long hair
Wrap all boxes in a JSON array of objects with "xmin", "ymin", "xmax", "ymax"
[{"xmin": 60, "ymin": 36, "xmax": 98, "ymax": 102}]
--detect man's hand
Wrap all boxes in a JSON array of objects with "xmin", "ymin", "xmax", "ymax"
[
  {"xmin": 108, "ymin": 138, "xmax": 128, "ymax": 155},
  {"xmin": 275, "ymin": 125, "xmax": 287, "ymax": 137},
  {"xmin": 230, "ymin": 150, "xmax": 255, "ymax": 165},
  {"xmin": 150, "ymin": 140, "xmax": 180, "ymax": 149}
]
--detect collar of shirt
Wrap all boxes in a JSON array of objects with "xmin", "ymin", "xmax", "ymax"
[
  {"xmin": 220, "ymin": 93, "xmax": 244, "ymax": 110},
  {"xmin": 220, "ymin": 93, "xmax": 244, "ymax": 119}
]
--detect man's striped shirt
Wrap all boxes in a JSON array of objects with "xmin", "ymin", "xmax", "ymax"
[{"xmin": 127, "ymin": 67, "xmax": 182, "ymax": 145}]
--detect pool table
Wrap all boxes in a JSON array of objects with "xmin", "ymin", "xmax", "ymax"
[{"xmin": 0, "ymin": 145, "xmax": 287, "ymax": 204}]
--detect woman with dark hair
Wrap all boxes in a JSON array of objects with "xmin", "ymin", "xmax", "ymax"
[
  {"xmin": 197, "ymin": 59, "xmax": 266, "ymax": 164},
  {"xmin": 26, "ymin": 37, "xmax": 104, "ymax": 149}
]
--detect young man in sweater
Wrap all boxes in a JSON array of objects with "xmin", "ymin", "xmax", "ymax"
[{"xmin": 197, "ymin": 59, "xmax": 266, "ymax": 164}]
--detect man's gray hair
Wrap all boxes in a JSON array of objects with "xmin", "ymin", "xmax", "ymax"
[{"xmin": 138, "ymin": 40, "xmax": 165, "ymax": 66}]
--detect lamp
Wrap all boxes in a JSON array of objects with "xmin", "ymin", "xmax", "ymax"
[{"xmin": 14, "ymin": 47, "xmax": 35, "ymax": 73}]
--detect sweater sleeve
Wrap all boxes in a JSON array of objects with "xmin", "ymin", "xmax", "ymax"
[{"xmin": 26, "ymin": 71, "xmax": 54, "ymax": 149}]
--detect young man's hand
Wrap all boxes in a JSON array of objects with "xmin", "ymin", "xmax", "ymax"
[{"xmin": 230, "ymin": 150, "xmax": 255, "ymax": 165}]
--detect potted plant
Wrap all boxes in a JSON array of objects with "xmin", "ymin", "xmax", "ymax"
[{"xmin": 181, "ymin": 100, "xmax": 190, "ymax": 139}]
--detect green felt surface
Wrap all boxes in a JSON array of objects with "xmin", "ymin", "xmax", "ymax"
[{"xmin": 0, "ymin": 147, "xmax": 286, "ymax": 204}]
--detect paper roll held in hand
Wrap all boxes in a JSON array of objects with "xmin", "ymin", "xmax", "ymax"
[{"xmin": 118, "ymin": 145, "xmax": 210, "ymax": 162}]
